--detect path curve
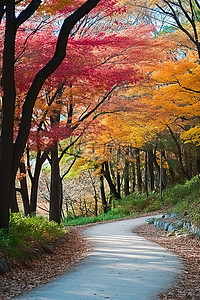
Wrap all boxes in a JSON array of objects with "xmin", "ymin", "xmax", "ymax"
[{"xmin": 15, "ymin": 215, "xmax": 181, "ymax": 300}]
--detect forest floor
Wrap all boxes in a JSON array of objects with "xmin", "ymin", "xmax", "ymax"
[
  {"xmin": 0, "ymin": 215, "xmax": 200, "ymax": 299},
  {"xmin": 0, "ymin": 229, "xmax": 90, "ymax": 300}
]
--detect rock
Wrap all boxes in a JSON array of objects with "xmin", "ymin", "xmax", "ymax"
[
  {"xmin": 0, "ymin": 259, "xmax": 11, "ymax": 275},
  {"xmin": 41, "ymin": 244, "xmax": 55, "ymax": 254},
  {"xmin": 195, "ymin": 229, "xmax": 200, "ymax": 237},
  {"xmin": 154, "ymin": 220, "xmax": 158, "ymax": 227},
  {"xmin": 163, "ymin": 223, "xmax": 170, "ymax": 231},
  {"xmin": 168, "ymin": 224, "xmax": 178, "ymax": 232},
  {"xmin": 164, "ymin": 214, "xmax": 170, "ymax": 219},
  {"xmin": 170, "ymin": 213, "xmax": 178, "ymax": 218},
  {"xmin": 31, "ymin": 248, "xmax": 44, "ymax": 259},
  {"xmin": 146, "ymin": 218, "xmax": 155, "ymax": 224},
  {"xmin": 177, "ymin": 220, "xmax": 184, "ymax": 228}
]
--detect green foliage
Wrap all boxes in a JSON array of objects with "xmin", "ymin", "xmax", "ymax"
[
  {"xmin": 161, "ymin": 176, "xmax": 200, "ymax": 226},
  {"xmin": 0, "ymin": 214, "xmax": 67, "ymax": 259},
  {"xmin": 162, "ymin": 176, "xmax": 200, "ymax": 205},
  {"xmin": 115, "ymin": 191, "xmax": 162, "ymax": 214}
]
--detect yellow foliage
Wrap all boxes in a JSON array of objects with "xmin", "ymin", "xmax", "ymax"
[{"xmin": 181, "ymin": 126, "xmax": 200, "ymax": 146}]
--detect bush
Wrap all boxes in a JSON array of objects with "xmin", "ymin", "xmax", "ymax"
[{"xmin": 0, "ymin": 213, "xmax": 67, "ymax": 259}]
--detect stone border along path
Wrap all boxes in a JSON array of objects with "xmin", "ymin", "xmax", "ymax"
[{"xmin": 15, "ymin": 215, "xmax": 182, "ymax": 300}]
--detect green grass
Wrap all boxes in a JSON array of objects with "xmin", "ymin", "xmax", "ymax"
[
  {"xmin": 0, "ymin": 214, "xmax": 68, "ymax": 260},
  {"xmin": 63, "ymin": 209, "xmax": 130, "ymax": 226}
]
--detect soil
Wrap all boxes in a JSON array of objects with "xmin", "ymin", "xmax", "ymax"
[{"xmin": 0, "ymin": 215, "xmax": 200, "ymax": 300}]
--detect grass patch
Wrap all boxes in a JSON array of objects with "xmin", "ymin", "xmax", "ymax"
[{"xmin": 63, "ymin": 209, "xmax": 130, "ymax": 226}]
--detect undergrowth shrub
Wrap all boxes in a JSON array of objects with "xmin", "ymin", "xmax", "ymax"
[{"xmin": 0, "ymin": 214, "xmax": 67, "ymax": 259}]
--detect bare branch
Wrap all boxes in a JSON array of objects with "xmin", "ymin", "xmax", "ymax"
[{"xmin": 61, "ymin": 151, "xmax": 80, "ymax": 180}]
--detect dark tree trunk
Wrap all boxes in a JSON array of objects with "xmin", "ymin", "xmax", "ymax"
[
  {"xmin": 124, "ymin": 148, "xmax": 130, "ymax": 196},
  {"xmin": 19, "ymin": 161, "xmax": 31, "ymax": 215},
  {"xmin": 135, "ymin": 149, "xmax": 142, "ymax": 192},
  {"xmin": 0, "ymin": 1, "xmax": 16, "ymax": 229},
  {"xmin": 109, "ymin": 162, "xmax": 116, "ymax": 184},
  {"xmin": 183, "ymin": 149, "xmax": 193, "ymax": 179},
  {"xmin": 100, "ymin": 165, "xmax": 108, "ymax": 213},
  {"xmin": 148, "ymin": 149, "xmax": 154, "ymax": 191},
  {"xmin": 144, "ymin": 151, "xmax": 148, "ymax": 196},
  {"xmin": 116, "ymin": 147, "xmax": 121, "ymax": 198},
  {"xmin": 49, "ymin": 143, "xmax": 61, "ymax": 223},
  {"xmin": 94, "ymin": 195, "xmax": 98, "ymax": 217},
  {"xmin": 153, "ymin": 147, "xmax": 166, "ymax": 191},
  {"xmin": 117, "ymin": 171, "xmax": 121, "ymax": 198},
  {"xmin": 30, "ymin": 150, "xmax": 49, "ymax": 214},
  {"xmin": 10, "ymin": 175, "xmax": 19, "ymax": 213},
  {"xmin": 131, "ymin": 162, "xmax": 136, "ymax": 193},
  {"xmin": 196, "ymin": 156, "xmax": 200, "ymax": 175},
  {"xmin": 11, "ymin": 190, "xmax": 19, "ymax": 213},
  {"xmin": 103, "ymin": 161, "xmax": 121, "ymax": 199}
]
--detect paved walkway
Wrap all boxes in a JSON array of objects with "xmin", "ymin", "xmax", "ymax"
[{"xmin": 15, "ymin": 215, "xmax": 181, "ymax": 300}]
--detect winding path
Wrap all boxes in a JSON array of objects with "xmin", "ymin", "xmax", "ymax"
[{"xmin": 15, "ymin": 215, "xmax": 181, "ymax": 300}]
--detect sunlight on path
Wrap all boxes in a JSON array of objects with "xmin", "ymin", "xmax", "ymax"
[{"xmin": 15, "ymin": 215, "xmax": 181, "ymax": 300}]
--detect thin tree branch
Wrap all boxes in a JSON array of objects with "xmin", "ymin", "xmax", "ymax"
[
  {"xmin": 73, "ymin": 85, "xmax": 117, "ymax": 130},
  {"xmin": 61, "ymin": 152, "xmax": 79, "ymax": 180},
  {"xmin": 173, "ymin": 75, "xmax": 200, "ymax": 94}
]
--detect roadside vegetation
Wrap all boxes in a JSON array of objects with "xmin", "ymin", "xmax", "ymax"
[
  {"xmin": 0, "ymin": 215, "xmax": 67, "ymax": 260},
  {"xmin": 64, "ymin": 176, "xmax": 200, "ymax": 226}
]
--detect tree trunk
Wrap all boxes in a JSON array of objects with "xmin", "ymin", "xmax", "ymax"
[
  {"xmin": 148, "ymin": 149, "xmax": 154, "ymax": 191},
  {"xmin": 100, "ymin": 168, "xmax": 108, "ymax": 214},
  {"xmin": 30, "ymin": 150, "xmax": 49, "ymax": 214},
  {"xmin": 117, "ymin": 171, "xmax": 121, "ymax": 198},
  {"xmin": 103, "ymin": 161, "xmax": 121, "ymax": 199},
  {"xmin": 131, "ymin": 162, "xmax": 136, "ymax": 193},
  {"xmin": 88, "ymin": 170, "xmax": 98, "ymax": 216},
  {"xmin": 144, "ymin": 151, "xmax": 148, "ymax": 196},
  {"xmin": 49, "ymin": 143, "xmax": 61, "ymax": 223},
  {"xmin": 11, "ymin": 190, "xmax": 19, "ymax": 213},
  {"xmin": 153, "ymin": 147, "xmax": 165, "ymax": 191},
  {"xmin": 117, "ymin": 147, "xmax": 121, "ymax": 198},
  {"xmin": 0, "ymin": 1, "xmax": 16, "ymax": 229},
  {"xmin": 135, "ymin": 149, "xmax": 142, "ymax": 192},
  {"xmin": 19, "ymin": 161, "xmax": 31, "ymax": 215},
  {"xmin": 124, "ymin": 148, "xmax": 130, "ymax": 196}
]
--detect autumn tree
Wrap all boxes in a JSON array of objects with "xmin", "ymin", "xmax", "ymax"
[{"xmin": 0, "ymin": 0, "xmax": 104, "ymax": 229}]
